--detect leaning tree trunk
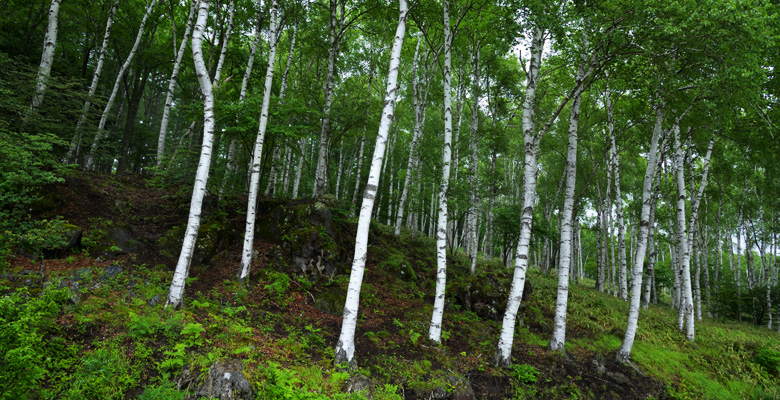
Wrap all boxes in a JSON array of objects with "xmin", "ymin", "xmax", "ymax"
[
  {"xmin": 85, "ymin": 0, "xmax": 158, "ymax": 171},
  {"xmin": 549, "ymin": 31, "xmax": 587, "ymax": 353},
  {"xmin": 24, "ymin": 0, "xmax": 61, "ymax": 126},
  {"xmin": 219, "ymin": 0, "xmax": 264, "ymax": 196},
  {"xmin": 264, "ymin": 19, "xmax": 299, "ymax": 197},
  {"xmin": 166, "ymin": 0, "xmax": 217, "ymax": 308},
  {"xmin": 155, "ymin": 0, "xmax": 196, "ymax": 168},
  {"xmin": 334, "ymin": 0, "xmax": 408, "ymax": 367},
  {"xmin": 615, "ymin": 97, "xmax": 666, "ymax": 362},
  {"xmin": 237, "ymin": 0, "xmax": 280, "ymax": 281},
  {"xmin": 68, "ymin": 0, "xmax": 119, "ymax": 163},
  {"xmin": 428, "ymin": 0, "xmax": 454, "ymax": 344}
]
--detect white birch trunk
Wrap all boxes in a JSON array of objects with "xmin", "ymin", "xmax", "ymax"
[
  {"xmin": 85, "ymin": 0, "xmax": 159, "ymax": 171},
  {"xmin": 166, "ymin": 0, "xmax": 217, "ymax": 308},
  {"xmin": 335, "ymin": 0, "xmax": 408, "ymax": 366},
  {"xmin": 467, "ymin": 45, "xmax": 481, "ymax": 275},
  {"xmin": 428, "ymin": 0, "xmax": 454, "ymax": 344},
  {"xmin": 313, "ymin": 0, "xmax": 340, "ymax": 197},
  {"xmin": 351, "ymin": 72, "xmax": 373, "ymax": 217},
  {"xmin": 25, "ymin": 0, "xmax": 61, "ymax": 125},
  {"xmin": 212, "ymin": 0, "xmax": 235, "ymax": 85},
  {"xmin": 672, "ymin": 125, "xmax": 695, "ymax": 341},
  {"xmin": 156, "ymin": 0, "xmax": 197, "ymax": 168},
  {"xmin": 238, "ymin": 0, "xmax": 279, "ymax": 281},
  {"xmin": 549, "ymin": 32, "xmax": 587, "ymax": 352},
  {"xmin": 492, "ymin": 26, "xmax": 544, "ymax": 367},
  {"xmin": 615, "ymin": 102, "xmax": 664, "ymax": 361},
  {"xmin": 219, "ymin": 0, "xmax": 263, "ymax": 196},
  {"xmin": 292, "ymin": 139, "xmax": 305, "ymax": 198},
  {"xmin": 394, "ymin": 35, "xmax": 425, "ymax": 236},
  {"xmin": 609, "ymin": 92, "xmax": 628, "ymax": 301},
  {"xmin": 68, "ymin": 0, "xmax": 119, "ymax": 163}
]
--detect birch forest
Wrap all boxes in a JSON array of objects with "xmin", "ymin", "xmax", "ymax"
[{"xmin": 2, "ymin": 0, "xmax": 780, "ymax": 398}]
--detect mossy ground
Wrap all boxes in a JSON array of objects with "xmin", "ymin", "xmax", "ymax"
[{"xmin": 2, "ymin": 173, "xmax": 779, "ymax": 399}]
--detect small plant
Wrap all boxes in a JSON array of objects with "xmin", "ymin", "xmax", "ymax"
[
  {"xmin": 407, "ymin": 329, "xmax": 421, "ymax": 346},
  {"xmin": 511, "ymin": 364, "xmax": 539, "ymax": 385}
]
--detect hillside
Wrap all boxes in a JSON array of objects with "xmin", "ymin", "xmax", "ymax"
[{"xmin": 1, "ymin": 172, "xmax": 778, "ymax": 400}]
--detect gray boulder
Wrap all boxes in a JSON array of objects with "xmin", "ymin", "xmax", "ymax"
[{"xmin": 196, "ymin": 359, "xmax": 252, "ymax": 400}]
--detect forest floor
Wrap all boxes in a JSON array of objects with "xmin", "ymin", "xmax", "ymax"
[{"xmin": 2, "ymin": 171, "xmax": 779, "ymax": 399}]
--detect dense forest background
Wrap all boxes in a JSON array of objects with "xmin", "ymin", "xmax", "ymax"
[{"xmin": 1, "ymin": 0, "xmax": 780, "ymax": 399}]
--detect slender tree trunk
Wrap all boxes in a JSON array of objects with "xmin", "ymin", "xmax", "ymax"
[
  {"xmin": 293, "ymin": 139, "xmax": 305, "ymax": 198},
  {"xmin": 467, "ymin": 44, "xmax": 481, "ymax": 275},
  {"xmin": 608, "ymin": 90, "xmax": 628, "ymax": 301},
  {"xmin": 549, "ymin": 31, "xmax": 587, "ymax": 352},
  {"xmin": 237, "ymin": 0, "xmax": 279, "ymax": 280},
  {"xmin": 428, "ymin": 0, "xmax": 455, "ymax": 344},
  {"xmin": 492, "ymin": 26, "xmax": 544, "ymax": 367},
  {"xmin": 334, "ymin": 0, "xmax": 407, "ymax": 367},
  {"xmin": 68, "ymin": 0, "xmax": 119, "ymax": 163},
  {"xmin": 394, "ymin": 36, "xmax": 428, "ymax": 236},
  {"xmin": 672, "ymin": 125, "xmax": 695, "ymax": 340},
  {"xmin": 313, "ymin": 0, "xmax": 341, "ymax": 197},
  {"xmin": 24, "ymin": 0, "xmax": 61, "ymax": 126},
  {"xmin": 85, "ymin": 0, "xmax": 159, "ymax": 171},
  {"xmin": 166, "ymin": 0, "xmax": 217, "ymax": 308},
  {"xmin": 219, "ymin": 0, "xmax": 264, "ymax": 196}
]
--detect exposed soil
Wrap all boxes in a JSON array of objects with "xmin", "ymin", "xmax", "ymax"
[{"xmin": 10, "ymin": 172, "xmax": 671, "ymax": 399}]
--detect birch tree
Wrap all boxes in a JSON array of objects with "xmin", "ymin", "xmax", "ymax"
[
  {"xmin": 335, "ymin": 0, "xmax": 408, "ymax": 366},
  {"xmin": 429, "ymin": 0, "xmax": 454, "ymax": 344},
  {"xmin": 67, "ymin": 0, "xmax": 119, "ymax": 164},
  {"xmin": 166, "ymin": 0, "xmax": 217, "ymax": 308},
  {"xmin": 238, "ymin": 0, "xmax": 280, "ymax": 281},
  {"xmin": 394, "ymin": 35, "xmax": 431, "ymax": 236},
  {"xmin": 156, "ymin": 0, "xmax": 198, "ymax": 168},
  {"xmin": 84, "ymin": 0, "xmax": 159, "ymax": 171},
  {"xmin": 23, "ymin": 0, "xmax": 61, "ymax": 126},
  {"xmin": 549, "ymin": 28, "xmax": 588, "ymax": 353}
]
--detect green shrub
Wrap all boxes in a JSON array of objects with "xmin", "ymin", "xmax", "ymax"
[
  {"xmin": 63, "ymin": 342, "xmax": 136, "ymax": 400},
  {"xmin": 753, "ymin": 348, "xmax": 780, "ymax": 376},
  {"xmin": 137, "ymin": 378, "xmax": 187, "ymax": 400},
  {"xmin": 0, "ymin": 286, "xmax": 69, "ymax": 400}
]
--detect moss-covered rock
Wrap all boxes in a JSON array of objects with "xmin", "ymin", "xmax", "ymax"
[
  {"xmin": 313, "ymin": 285, "xmax": 347, "ymax": 315},
  {"xmin": 257, "ymin": 201, "xmax": 346, "ymax": 279},
  {"xmin": 453, "ymin": 273, "xmax": 532, "ymax": 321},
  {"xmin": 157, "ymin": 219, "xmax": 236, "ymax": 265}
]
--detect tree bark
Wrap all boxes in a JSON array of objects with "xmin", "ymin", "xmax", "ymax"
[
  {"xmin": 334, "ymin": 0, "xmax": 407, "ymax": 367},
  {"xmin": 238, "ymin": 0, "xmax": 280, "ymax": 281},
  {"xmin": 492, "ymin": 26, "xmax": 544, "ymax": 367},
  {"xmin": 166, "ymin": 0, "xmax": 217, "ymax": 308},
  {"xmin": 68, "ymin": 0, "xmax": 119, "ymax": 164},
  {"xmin": 85, "ymin": 0, "xmax": 159, "ymax": 171},
  {"xmin": 24, "ymin": 0, "xmax": 61, "ymax": 125},
  {"xmin": 313, "ymin": 0, "xmax": 343, "ymax": 197},
  {"xmin": 549, "ymin": 30, "xmax": 588, "ymax": 352},
  {"xmin": 428, "ymin": 0, "xmax": 454, "ymax": 344}
]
